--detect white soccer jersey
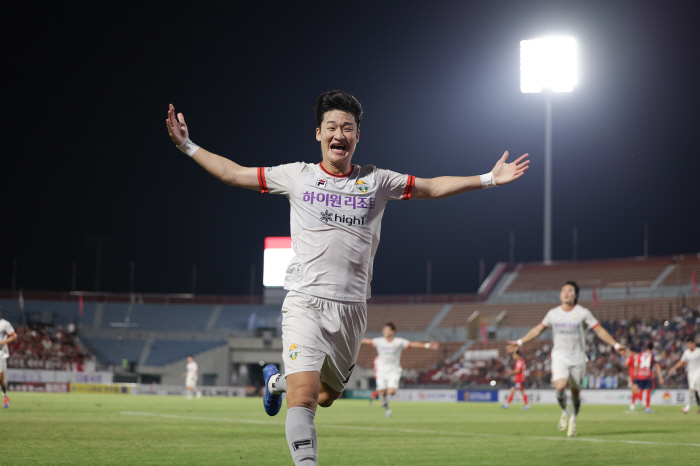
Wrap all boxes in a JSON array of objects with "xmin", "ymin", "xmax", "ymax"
[
  {"xmin": 681, "ymin": 347, "xmax": 700, "ymax": 378},
  {"xmin": 258, "ymin": 162, "xmax": 414, "ymax": 302},
  {"xmin": 186, "ymin": 361, "xmax": 198, "ymax": 377},
  {"xmin": 371, "ymin": 337, "xmax": 410, "ymax": 371},
  {"xmin": 0, "ymin": 319, "xmax": 15, "ymax": 359},
  {"xmin": 540, "ymin": 304, "xmax": 599, "ymax": 365}
]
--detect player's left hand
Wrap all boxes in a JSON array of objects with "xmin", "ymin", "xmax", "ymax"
[
  {"xmin": 505, "ymin": 341, "xmax": 520, "ymax": 353},
  {"xmin": 429, "ymin": 341, "xmax": 439, "ymax": 350},
  {"xmin": 658, "ymin": 376, "xmax": 665, "ymax": 385},
  {"xmin": 166, "ymin": 104, "xmax": 189, "ymax": 146},
  {"xmin": 615, "ymin": 345, "xmax": 627, "ymax": 355},
  {"xmin": 492, "ymin": 151, "xmax": 530, "ymax": 185}
]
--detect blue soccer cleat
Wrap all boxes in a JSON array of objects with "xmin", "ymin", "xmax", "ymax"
[
  {"xmin": 501, "ymin": 404, "xmax": 509, "ymax": 409},
  {"xmin": 644, "ymin": 407, "xmax": 654, "ymax": 413},
  {"xmin": 522, "ymin": 405, "xmax": 531, "ymax": 411},
  {"xmin": 3, "ymin": 397, "xmax": 8, "ymax": 409},
  {"xmin": 263, "ymin": 364, "xmax": 282, "ymax": 416}
]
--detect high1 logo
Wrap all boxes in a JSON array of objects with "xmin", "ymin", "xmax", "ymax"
[{"xmin": 320, "ymin": 210, "xmax": 366, "ymax": 226}]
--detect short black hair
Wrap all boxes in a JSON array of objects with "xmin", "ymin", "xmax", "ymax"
[
  {"xmin": 314, "ymin": 90, "xmax": 363, "ymax": 128},
  {"xmin": 384, "ymin": 322, "xmax": 396, "ymax": 331},
  {"xmin": 187, "ymin": 354, "xmax": 193, "ymax": 358},
  {"xmin": 685, "ymin": 335, "xmax": 696, "ymax": 343},
  {"xmin": 647, "ymin": 342, "xmax": 654, "ymax": 350},
  {"xmin": 561, "ymin": 281, "xmax": 579, "ymax": 305}
]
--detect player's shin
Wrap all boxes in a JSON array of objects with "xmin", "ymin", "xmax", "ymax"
[
  {"xmin": 644, "ymin": 389, "xmax": 651, "ymax": 409},
  {"xmin": 571, "ymin": 393, "xmax": 581, "ymax": 418},
  {"xmin": 522, "ymin": 392, "xmax": 529, "ymax": 405},
  {"xmin": 286, "ymin": 407, "xmax": 318, "ymax": 465},
  {"xmin": 556, "ymin": 390, "xmax": 567, "ymax": 411},
  {"xmin": 694, "ymin": 390, "xmax": 700, "ymax": 406}
]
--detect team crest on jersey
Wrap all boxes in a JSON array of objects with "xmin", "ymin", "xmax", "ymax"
[
  {"xmin": 316, "ymin": 179, "xmax": 327, "ymax": 188},
  {"xmin": 289, "ymin": 344, "xmax": 301, "ymax": 361},
  {"xmin": 354, "ymin": 180, "xmax": 369, "ymax": 193}
]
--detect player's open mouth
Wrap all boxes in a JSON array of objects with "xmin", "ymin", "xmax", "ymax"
[{"xmin": 330, "ymin": 144, "xmax": 346, "ymax": 154}]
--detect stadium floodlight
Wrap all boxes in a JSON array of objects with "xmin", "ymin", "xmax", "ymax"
[
  {"xmin": 520, "ymin": 36, "xmax": 577, "ymax": 263},
  {"xmin": 263, "ymin": 236, "xmax": 294, "ymax": 287},
  {"xmin": 520, "ymin": 37, "xmax": 578, "ymax": 93}
]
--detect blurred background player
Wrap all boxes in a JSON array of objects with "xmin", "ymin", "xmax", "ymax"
[
  {"xmin": 626, "ymin": 343, "xmax": 664, "ymax": 413},
  {"xmin": 501, "ymin": 348, "xmax": 530, "ymax": 410},
  {"xmin": 0, "ymin": 305, "xmax": 17, "ymax": 409},
  {"xmin": 668, "ymin": 335, "xmax": 700, "ymax": 414},
  {"xmin": 506, "ymin": 281, "xmax": 625, "ymax": 437},
  {"xmin": 627, "ymin": 356, "xmax": 641, "ymax": 411},
  {"xmin": 362, "ymin": 323, "xmax": 438, "ymax": 417},
  {"xmin": 182, "ymin": 355, "xmax": 201, "ymax": 399}
]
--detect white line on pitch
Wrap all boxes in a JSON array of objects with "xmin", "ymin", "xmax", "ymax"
[{"xmin": 119, "ymin": 411, "xmax": 700, "ymax": 448}]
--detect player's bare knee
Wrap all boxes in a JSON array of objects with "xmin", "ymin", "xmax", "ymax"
[{"xmin": 388, "ymin": 388, "xmax": 397, "ymax": 396}]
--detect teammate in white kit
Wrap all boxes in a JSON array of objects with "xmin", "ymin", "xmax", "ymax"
[
  {"xmin": 166, "ymin": 91, "xmax": 530, "ymax": 465},
  {"xmin": 0, "ymin": 305, "xmax": 17, "ymax": 409},
  {"xmin": 506, "ymin": 281, "xmax": 625, "ymax": 437},
  {"xmin": 361, "ymin": 322, "xmax": 438, "ymax": 417},
  {"xmin": 181, "ymin": 355, "xmax": 201, "ymax": 399},
  {"xmin": 668, "ymin": 336, "xmax": 700, "ymax": 414}
]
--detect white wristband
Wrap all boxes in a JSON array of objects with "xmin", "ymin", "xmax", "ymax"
[
  {"xmin": 517, "ymin": 339, "xmax": 523, "ymax": 347},
  {"xmin": 177, "ymin": 138, "xmax": 200, "ymax": 157},
  {"xmin": 425, "ymin": 343, "xmax": 430, "ymax": 349},
  {"xmin": 614, "ymin": 343, "xmax": 621, "ymax": 350},
  {"xmin": 480, "ymin": 171, "xmax": 496, "ymax": 188}
]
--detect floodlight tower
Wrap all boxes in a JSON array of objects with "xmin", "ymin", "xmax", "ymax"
[{"xmin": 520, "ymin": 37, "xmax": 578, "ymax": 263}]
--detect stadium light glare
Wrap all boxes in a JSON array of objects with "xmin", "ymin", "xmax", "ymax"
[
  {"xmin": 520, "ymin": 37, "xmax": 577, "ymax": 93},
  {"xmin": 263, "ymin": 237, "xmax": 294, "ymax": 287}
]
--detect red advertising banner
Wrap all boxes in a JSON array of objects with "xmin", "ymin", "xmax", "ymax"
[{"xmin": 8, "ymin": 382, "xmax": 71, "ymax": 393}]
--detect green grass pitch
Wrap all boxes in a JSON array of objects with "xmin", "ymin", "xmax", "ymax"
[{"xmin": 1, "ymin": 393, "xmax": 698, "ymax": 465}]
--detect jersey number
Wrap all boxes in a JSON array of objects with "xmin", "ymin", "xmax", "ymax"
[
  {"xmin": 343, "ymin": 364, "xmax": 356, "ymax": 384},
  {"xmin": 638, "ymin": 353, "xmax": 652, "ymax": 370}
]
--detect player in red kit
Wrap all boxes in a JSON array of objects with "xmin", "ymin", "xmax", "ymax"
[
  {"xmin": 627, "ymin": 355, "xmax": 641, "ymax": 410},
  {"xmin": 626, "ymin": 343, "xmax": 664, "ymax": 413},
  {"xmin": 502, "ymin": 349, "xmax": 530, "ymax": 410}
]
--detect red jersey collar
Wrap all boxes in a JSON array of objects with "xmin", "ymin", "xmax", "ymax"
[{"xmin": 319, "ymin": 162, "xmax": 354, "ymax": 178}]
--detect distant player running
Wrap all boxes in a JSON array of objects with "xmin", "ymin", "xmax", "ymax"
[
  {"xmin": 506, "ymin": 281, "xmax": 625, "ymax": 437},
  {"xmin": 0, "ymin": 305, "xmax": 17, "ymax": 409},
  {"xmin": 361, "ymin": 322, "xmax": 438, "ymax": 417},
  {"xmin": 626, "ymin": 343, "xmax": 664, "ymax": 413},
  {"xmin": 626, "ymin": 355, "xmax": 641, "ymax": 410},
  {"xmin": 181, "ymin": 355, "xmax": 201, "ymax": 399},
  {"xmin": 167, "ymin": 91, "xmax": 529, "ymax": 465},
  {"xmin": 501, "ymin": 348, "xmax": 530, "ymax": 410},
  {"xmin": 668, "ymin": 335, "xmax": 700, "ymax": 414}
]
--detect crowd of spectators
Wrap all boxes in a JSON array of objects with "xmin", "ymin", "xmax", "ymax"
[
  {"xmin": 7, "ymin": 323, "xmax": 94, "ymax": 371},
  {"xmin": 408, "ymin": 305, "xmax": 700, "ymax": 389}
]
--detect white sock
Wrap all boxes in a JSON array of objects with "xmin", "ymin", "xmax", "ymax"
[
  {"xmin": 286, "ymin": 407, "xmax": 317, "ymax": 465},
  {"xmin": 570, "ymin": 413, "xmax": 576, "ymax": 422},
  {"xmin": 269, "ymin": 373, "xmax": 286, "ymax": 394}
]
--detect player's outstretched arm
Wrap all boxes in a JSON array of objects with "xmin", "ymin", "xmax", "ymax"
[
  {"xmin": 166, "ymin": 104, "xmax": 259, "ymax": 190},
  {"xmin": 654, "ymin": 364, "xmax": 664, "ymax": 385},
  {"xmin": 361, "ymin": 338, "xmax": 373, "ymax": 345},
  {"xmin": 667, "ymin": 359, "xmax": 686, "ymax": 376},
  {"xmin": 506, "ymin": 323, "xmax": 545, "ymax": 353},
  {"xmin": 412, "ymin": 151, "xmax": 529, "ymax": 200},
  {"xmin": 409, "ymin": 341, "xmax": 439, "ymax": 350},
  {"xmin": 592, "ymin": 325, "xmax": 626, "ymax": 354}
]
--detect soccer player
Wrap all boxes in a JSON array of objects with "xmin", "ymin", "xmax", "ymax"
[
  {"xmin": 0, "ymin": 305, "xmax": 17, "ymax": 409},
  {"xmin": 361, "ymin": 322, "xmax": 439, "ymax": 418},
  {"xmin": 181, "ymin": 355, "xmax": 201, "ymax": 399},
  {"xmin": 166, "ymin": 91, "xmax": 529, "ymax": 465},
  {"xmin": 501, "ymin": 348, "xmax": 530, "ymax": 410},
  {"xmin": 369, "ymin": 356, "xmax": 380, "ymax": 405},
  {"xmin": 668, "ymin": 335, "xmax": 700, "ymax": 414},
  {"xmin": 506, "ymin": 281, "xmax": 625, "ymax": 437},
  {"xmin": 626, "ymin": 343, "xmax": 664, "ymax": 413}
]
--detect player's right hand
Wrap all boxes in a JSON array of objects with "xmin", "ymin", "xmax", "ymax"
[
  {"xmin": 166, "ymin": 104, "xmax": 189, "ymax": 146},
  {"xmin": 505, "ymin": 342, "xmax": 519, "ymax": 353}
]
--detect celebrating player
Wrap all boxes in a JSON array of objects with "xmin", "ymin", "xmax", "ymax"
[
  {"xmin": 361, "ymin": 323, "xmax": 439, "ymax": 418},
  {"xmin": 501, "ymin": 348, "xmax": 530, "ymax": 410},
  {"xmin": 0, "ymin": 305, "xmax": 17, "ymax": 409},
  {"xmin": 668, "ymin": 335, "xmax": 700, "ymax": 414},
  {"xmin": 626, "ymin": 343, "xmax": 664, "ymax": 413},
  {"xmin": 166, "ymin": 90, "xmax": 529, "ymax": 465},
  {"xmin": 181, "ymin": 355, "xmax": 201, "ymax": 399},
  {"xmin": 506, "ymin": 281, "xmax": 625, "ymax": 437}
]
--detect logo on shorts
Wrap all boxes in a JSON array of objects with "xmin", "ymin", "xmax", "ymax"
[
  {"xmin": 289, "ymin": 344, "xmax": 301, "ymax": 361},
  {"xmin": 355, "ymin": 180, "xmax": 369, "ymax": 193}
]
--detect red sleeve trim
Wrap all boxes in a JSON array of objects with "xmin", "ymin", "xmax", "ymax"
[
  {"xmin": 402, "ymin": 175, "xmax": 415, "ymax": 200},
  {"xmin": 258, "ymin": 167, "xmax": 269, "ymax": 194},
  {"xmin": 539, "ymin": 322, "xmax": 548, "ymax": 328},
  {"xmin": 591, "ymin": 322, "xmax": 600, "ymax": 329},
  {"xmin": 8, "ymin": 332, "xmax": 15, "ymax": 337},
  {"xmin": 407, "ymin": 342, "xmax": 411, "ymax": 348}
]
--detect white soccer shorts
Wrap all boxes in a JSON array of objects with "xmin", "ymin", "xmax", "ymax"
[
  {"xmin": 375, "ymin": 368, "xmax": 402, "ymax": 391},
  {"xmin": 281, "ymin": 290, "xmax": 367, "ymax": 393},
  {"xmin": 688, "ymin": 372, "xmax": 700, "ymax": 391},
  {"xmin": 185, "ymin": 376, "xmax": 197, "ymax": 388},
  {"xmin": 551, "ymin": 358, "xmax": 586, "ymax": 389}
]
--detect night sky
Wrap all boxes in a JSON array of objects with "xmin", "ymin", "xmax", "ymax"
[{"xmin": 4, "ymin": 1, "xmax": 699, "ymax": 296}]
